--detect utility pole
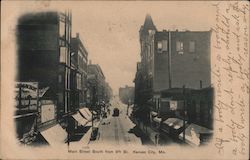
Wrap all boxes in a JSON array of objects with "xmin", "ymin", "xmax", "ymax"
[
  {"xmin": 168, "ymin": 31, "xmax": 172, "ymax": 89},
  {"xmin": 183, "ymin": 85, "xmax": 186, "ymax": 142}
]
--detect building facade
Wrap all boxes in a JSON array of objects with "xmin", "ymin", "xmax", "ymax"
[
  {"xmin": 134, "ymin": 15, "xmax": 213, "ymax": 129},
  {"xmin": 70, "ymin": 33, "xmax": 88, "ymax": 111},
  {"xmin": 87, "ymin": 64, "xmax": 109, "ymax": 111},
  {"xmin": 119, "ymin": 85, "xmax": 134, "ymax": 105},
  {"xmin": 17, "ymin": 11, "xmax": 72, "ymax": 128}
]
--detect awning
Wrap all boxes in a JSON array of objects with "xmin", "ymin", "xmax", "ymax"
[
  {"xmin": 153, "ymin": 117, "xmax": 162, "ymax": 123},
  {"xmin": 72, "ymin": 113, "xmax": 88, "ymax": 126},
  {"xmin": 163, "ymin": 118, "xmax": 179, "ymax": 127},
  {"xmin": 79, "ymin": 127, "xmax": 92, "ymax": 145},
  {"xmin": 70, "ymin": 127, "xmax": 92, "ymax": 147},
  {"xmin": 150, "ymin": 111, "xmax": 158, "ymax": 117},
  {"xmin": 40, "ymin": 124, "xmax": 67, "ymax": 146},
  {"xmin": 179, "ymin": 123, "xmax": 213, "ymax": 146},
  {"xmin": 163, "ymin": 118, "xmax": 186, "ymax": 129},
  {"xmin": 79, "ymin": 108, "xmax": 92, "ymax": 121},
  {"xmin": 173, "ymin": 119, "xmax": 188, "ymax": 130}
]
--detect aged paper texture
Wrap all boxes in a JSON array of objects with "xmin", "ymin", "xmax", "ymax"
[{"xmin": 0, "ymin": 1, "xmax": 249, "ymax": 160}]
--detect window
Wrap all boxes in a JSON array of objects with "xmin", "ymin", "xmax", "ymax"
[
  {"xmin": 60, "ymin": 47, "xmax": 66, "ymax": 63},
  {"xmin": 59, "ymin": 39, "xmax": 65, "ymax": 46},
  {"xmin": 59, "ymin": 21, "xmax": 65, "ymax": 38},
  {"xmin": 176, "ymin": 41, "xmax": 184, "ymax": 54},
  {"xmin": 157, "ymin": 41, "xmax": 162, "ymax": 51},
  {"xmin": 58, "ymin": 75, "xmax": 62, "ymax": 83},
  {"xmin": 189, "ymin": 41, "xmax": 195, "ymax": 52},
  {"xmin": 77, "ymin": 73, "xmax": 82, "ymax": 90},
  {"xmin": 162, "ymin": 40, "xmax": 168, "ymax": 51}
]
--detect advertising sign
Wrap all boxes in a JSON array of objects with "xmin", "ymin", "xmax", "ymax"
[
  {"xmin": 15, "ymin": 82, "xmax": 39, "ymax": 110},
  {"xmin": 41, "ymin": 104, "xmax": 55, "ymax": 123}
]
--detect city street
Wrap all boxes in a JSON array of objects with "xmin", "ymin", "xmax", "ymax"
[{"xmin": 90, "ymin": 97, "xmax": 141, "ymax": 146}]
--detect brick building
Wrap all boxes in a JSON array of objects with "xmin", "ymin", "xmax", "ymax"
[
  {"xmin": 17, "ymin": 11, "xmax": 72, "ymax": 127},
  {"xmin": 16, "ymin": 11, "xmax": 73, "ymax": 144},
  {"xmin": 70, "ymin": 33, "xmax": 88, "ymax": 110},
  {"xmin": 119, "ymin": 85, "xmax": 134, "ymax": 105},
  {"xmin": 87, "ymin": 64, "xmax": 106, "ymax": 107},
  {"xmin": 134, "ymin": 14, "xmax": 213, "ymax": 129}
]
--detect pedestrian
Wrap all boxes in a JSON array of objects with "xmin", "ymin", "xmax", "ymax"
[{"xmin": 155, "ymin": 133, "xmax": 159, "ymax": 146}]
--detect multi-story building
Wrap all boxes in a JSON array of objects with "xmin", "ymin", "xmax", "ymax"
[
  {"xmin": 104, "ymin": 82, "xmax": 113, "ymax": 103},
  {"xmin": 16, "ymin": 11, "xmax": 72, "ymax": 144},
  {"xmin": 134, "ymin": 15, "xmax": 213, "ymax": 129},
  {"xmin": 70, "ymin": 33, "xmax": 88, "ymax": 111},
  {"xmin": 17, "ymin": 11, "xmax": 72, "ymax": 125},
  {"xmin": 87, "ymin": 64, "xmax": 106, "ymax": 108},
  {"xmin": 119, "ymin": 85, "xmax": 134, "ymax": 105}
]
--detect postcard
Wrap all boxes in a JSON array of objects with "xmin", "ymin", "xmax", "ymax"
[{"xmin": 0, "ymin": 1, "xmax": 249, "ymax": 159}]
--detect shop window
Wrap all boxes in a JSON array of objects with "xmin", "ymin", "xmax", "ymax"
[
  {"xmin": 176, "ymin": 41, "xmax": 184, "ymax": 54},
  {"xmin": 189, "ymin": 41, "xmax": 195, "ymax": 53}
]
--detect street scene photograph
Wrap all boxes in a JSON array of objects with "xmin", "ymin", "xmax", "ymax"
[
  {"xmin": 14, "ymin": 6, "xmax": 214, "ymax": 148},
  {"xmin": 2, "ymin": 1, "xmax": 249, "ymax": 159}
]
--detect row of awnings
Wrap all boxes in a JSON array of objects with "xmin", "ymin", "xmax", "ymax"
[
  {"xmin": 39, "ymin": 107, "xmax": 99, "ymax": 147},
  {"xmin": 151, "ymin": 115, "xmax": 212, "ymax": 146}
]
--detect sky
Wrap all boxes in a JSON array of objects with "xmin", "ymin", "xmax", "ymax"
[
  {"xmin": 3, "ymin": 1, "xmax": 216, "ymax": 94},
  {"xmin": 70, "ymin": 2, "xmax": 216, "ymax": 94}
]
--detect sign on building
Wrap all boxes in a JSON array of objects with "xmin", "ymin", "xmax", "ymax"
[
  {"xmin": 41, "ymin": 104, "xmax": 56, "ymax": 123},
  {"xmin": 170, "ymin": 100, "xmax": 184, "ymax": 110},
  {"xmin": 170, "ymin": 101, "xmax": 178, "ymax": 110},
  {"xmin": 15, "ymin": 82, "xmax": 39, "ymax": 111}
]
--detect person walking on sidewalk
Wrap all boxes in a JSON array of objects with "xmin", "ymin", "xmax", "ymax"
[{"xmin": 155, "ymin": 133, "xmax": 159, "ymax": 146}]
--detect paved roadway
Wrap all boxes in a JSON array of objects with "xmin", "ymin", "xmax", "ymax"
[{"xmin": 89, "ymin": 97, "xmax": 141, "ymax": 146}]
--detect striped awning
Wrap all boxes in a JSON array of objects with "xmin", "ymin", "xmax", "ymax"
[
  {"xmin": 72, "ymin": 113, "xmax": 88, "ymax": 126},
  {"xmin": 79, "ymin": 108, "xmax": 92, "ymax": 121}
]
